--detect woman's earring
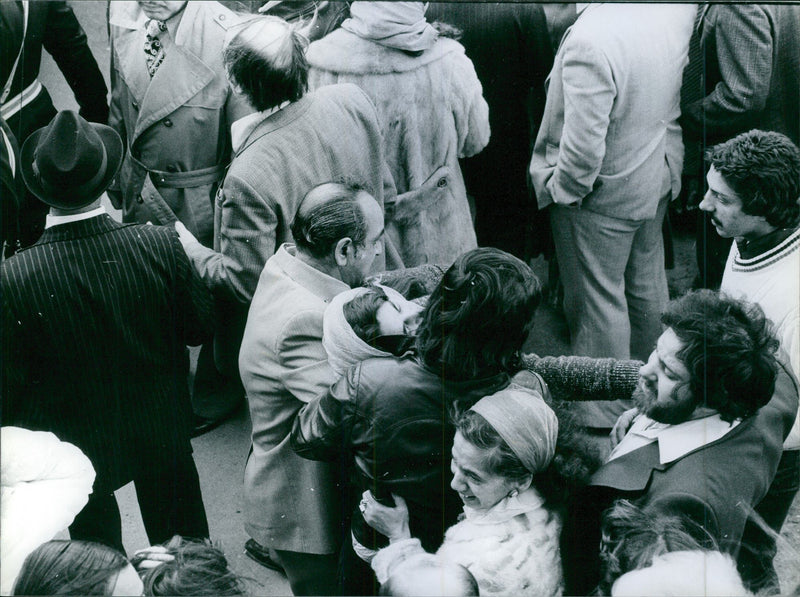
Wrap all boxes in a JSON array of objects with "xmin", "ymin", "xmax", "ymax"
[{"xmin": 508, "ymin": 488, "xmax": 519, "ymax": 498}]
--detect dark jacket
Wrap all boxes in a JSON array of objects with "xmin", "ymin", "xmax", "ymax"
[
  {"xmin": 292, "ymin": 355, "xmax": 548, "ymax": 551},
  {"xmin": 561, "ymin": 358, "xmax": 799, "ymax": 595},
  {"xmin": 0, "ymin": 0, "xmax": 108, "ymax": 140},
  {"xmin": 2, "ymin": 215, "xmax": 212, "ymax": 491}
]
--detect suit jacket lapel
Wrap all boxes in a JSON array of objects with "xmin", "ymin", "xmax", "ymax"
[
  {"xmin": 590, "ymin": 416, "xmax": 752, "ymax": 492},
  {"xmin": 591, "ymin": 440, "xmax": 661, "ymax": 492},
  {"xmin": 134, "ymin": 43, "xmax": 214, "ymax": 140},
  {"xmin": 111, "ymin": 25, "xmax": 150, "ymax": 107}
]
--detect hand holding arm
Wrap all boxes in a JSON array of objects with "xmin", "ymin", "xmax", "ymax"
[{"xmin": 361, "ymin": 491, "xmax": 411, "ymax": 543}]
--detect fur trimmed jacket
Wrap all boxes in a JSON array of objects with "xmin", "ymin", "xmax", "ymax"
[
  {"xmin": 372, "ymin": 487, "xmax": 563, "ymax": 596},
  {"xmin": 307, "ymin": 29, "xmax": 490, "ymax": 267}
]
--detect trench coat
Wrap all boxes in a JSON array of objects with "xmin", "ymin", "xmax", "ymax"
[{"xmin": 108, "ymin": 1, "xmax": 247, "ymax": 247}]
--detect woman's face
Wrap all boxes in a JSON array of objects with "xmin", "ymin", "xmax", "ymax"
[
  {"xmin": 375, "ymin": 287, "xmax": 423, "ymax": 336},
  {"xmin": 450, "ymin": 431, "xmax": 517, "ymax": 512}
]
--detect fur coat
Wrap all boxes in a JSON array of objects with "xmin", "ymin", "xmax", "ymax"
[
  {"xmin": 372, "ymin": 488, "xmax": 563, "ymax": 596},
  {"xmin": 307, "ymin": 28, "xmax": 490, "ymax": 267}
]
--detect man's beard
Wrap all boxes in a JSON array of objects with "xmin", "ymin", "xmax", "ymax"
[{"xmin": 632, "ymin": 377, "xmax": 697, "ymax": 425}]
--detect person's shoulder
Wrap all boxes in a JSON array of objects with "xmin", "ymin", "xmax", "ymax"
[
  {"xmin": 313, "ymin": 83, "xmax": 373, "ymax": 108},
  {"xmin": 192, "ymin": 1, "xmax": 240, "ymax": 31}
]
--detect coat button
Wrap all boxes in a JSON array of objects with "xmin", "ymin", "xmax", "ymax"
[
  {"xmin": 163, "ymin": 118, "xmax": 173, "ymax": 127},
  {"xmin": 136, "ymin": 195, "xmax": 144, "ymax": 204},
  {"xmin": 437, "ymin": 177, "xmax": 448, "ymax": 188},
  {"xmin": 218, "ymin": 13, "xmax": 225, "ymax": 20},
  {"xmin": 166, "ymin": 164, "xmax": 178, "ymax": 172}
]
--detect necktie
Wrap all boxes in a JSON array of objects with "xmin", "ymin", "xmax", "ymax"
[{"xmin": 144, "ymin": 19, "xmax": 167, "ymax": 77}]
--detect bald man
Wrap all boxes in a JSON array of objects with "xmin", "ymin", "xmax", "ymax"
[
  {"xmin": 237, "ymin": 182, "xmax": 384, "ymax": 594},
  {"xmin": 176, "ymin": 15, "xmax": 395, "ymax": 388}
]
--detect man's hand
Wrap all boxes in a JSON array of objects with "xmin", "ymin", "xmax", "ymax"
[
  {"xmin": 610, "ymin": 407, "xmax": 639, "ymax": 449},
  {"xmin": 130, "ymin": 545, "xmax": 174, "ymax": 570},
  {"xmin": 174, "ymin": 220, "xmax": 198, "ymax": 248}
]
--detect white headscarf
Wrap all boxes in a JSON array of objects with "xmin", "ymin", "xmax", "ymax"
[
  {"xmin": 470, "ymin": 388, "xmax": 558, "ymax": 475},
  {"xmin": 342, "ymin": 1, "xmax": 438, "ymax": 52},
  {"xmin": 323, "ymin": 286, "xmax": 393, "ymax": 376}
]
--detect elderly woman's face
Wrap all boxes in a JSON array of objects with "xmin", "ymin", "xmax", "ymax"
[
  {"xmin": 450, "ymin": 431, "xmax": 517, "ymax": 512},
  {"xmin": 375, "ymin": 288, "xmax": 423, "ymax": 336}
]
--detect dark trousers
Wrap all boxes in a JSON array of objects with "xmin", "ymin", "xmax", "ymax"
[
  {"xmin": 274, "ymin": 548, "xmax": 339, "ymax": 596},
  {"xmin": 69, "ymin": 448, "xmax": 209, "ymax": 552},
  {"xmin": 737, "ymin": 449, "xmax": 800, "ymax": 594},
  {"xmin": 338, "ymin": 537, "xmax": 380, "ymax": 596},
  {"xmin": 191, "ymin": 342, "xmax": 243, "ymax": 420}
]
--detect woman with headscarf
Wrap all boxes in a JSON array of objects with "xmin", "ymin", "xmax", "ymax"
[
  {"xmin": 306, "ymin": 1, "xmax": 490, "ymax": 267},
  {"xmin": 361, "ymin": 388, "xmax": 564, "ymax": 597}
]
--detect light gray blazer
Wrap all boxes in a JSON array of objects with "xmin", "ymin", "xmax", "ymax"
[
  {"xmin": 530, "ymin": 4, "xmax": 694, "ymax": 221},
  {"xmin": 239, "ymin": 244, "xmax": 349, "ymax": 554}
]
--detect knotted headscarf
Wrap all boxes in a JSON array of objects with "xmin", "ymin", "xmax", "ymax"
[
  {"xmin": 342, "ymin": 1, "xmax": 438, "ymax": 52},
  {"xmin": 323, "ymin": 286, "xmax": 394, "ymax": 376},
  {"xmin": 470, "ymin": 388, "xmax": 558, "ymax": 475}
]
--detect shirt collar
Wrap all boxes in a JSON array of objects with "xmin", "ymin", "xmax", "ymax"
[
  {"xmin": 610, "ymin": 412, "xmax": 740, "ymax": 465},
  {"xmin": 45, "ymin": 206, "xmax": 107, "ymax": 229},
  {"xmin": 231, "ymin": 102, "xmax": 290, "ymax": 153}
]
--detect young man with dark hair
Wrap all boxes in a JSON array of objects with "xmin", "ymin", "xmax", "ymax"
[
  {"xmin": 237, "ymin": 182, "xmax": 384, "ymax": 595},
  {"xmin": 700, "ymin": 129, "xmax": 800, "ymax": 593},
  {"xmin": 561, "ymin": 290, "xmax": 798, "ymax": 595}
]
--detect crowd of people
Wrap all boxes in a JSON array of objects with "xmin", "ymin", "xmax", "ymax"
[{"xmin": 1, "ymin": 1, "xmax": 799, "ymax": 595}]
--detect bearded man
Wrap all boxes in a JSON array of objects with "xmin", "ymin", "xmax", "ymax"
[{"xmin": 559, "ymin": 290, "xmax": 799, "ymax": 595}]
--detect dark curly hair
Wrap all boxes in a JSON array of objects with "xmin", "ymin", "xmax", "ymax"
[
  {"xmin": 416, "ymin": 248, "xmax": 542, "ymax": 381},
  {"xmin": 661, "ymin": 289, "xmax": 780, "ymax": 423},
  {"xmin": 140, "ymin": 536, "xmax": 246, "ymax": 596},
  {"xmin": 707, "ymin": 130, "xmax": 800, "ymax": 229},
  {"xmin": 224, "ymin": 16, "xmax": 309, "ymax": 112},
  {"xmin": 343, "ymin": 285, "xmax": 390, "ymax": 344}
]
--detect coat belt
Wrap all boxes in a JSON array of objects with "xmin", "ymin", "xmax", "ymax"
[{"xmin": 130, "ymin": 153, "xmax": 226, "ymax": 188}]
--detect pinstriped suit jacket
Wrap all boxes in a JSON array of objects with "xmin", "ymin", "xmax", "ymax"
[{"xmin": 1, "ymin": 214, "xmax": 212, "ymax": 491}]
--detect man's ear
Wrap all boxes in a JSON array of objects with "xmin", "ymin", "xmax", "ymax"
[{"xmin": 334, "ymin": 237, "xmax": 352, "ymax": 267}]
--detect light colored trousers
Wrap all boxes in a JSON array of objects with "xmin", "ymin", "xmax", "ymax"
[{"xmin": 550, "ymin": 198, "xmax": 669, "ymax": 426}]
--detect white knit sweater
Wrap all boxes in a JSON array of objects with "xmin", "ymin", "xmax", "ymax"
[
  {"xmin": 372, "ymin": 488, "xmax": 563, "ymax": 596},
  {"xmin": 721, "ymin": 227, "xmax": 800, "ymax": 449}
]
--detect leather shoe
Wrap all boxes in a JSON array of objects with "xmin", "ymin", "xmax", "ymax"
[{"xmin": 244, "ymin": 539, "xmax": 284, "ymax": 574}]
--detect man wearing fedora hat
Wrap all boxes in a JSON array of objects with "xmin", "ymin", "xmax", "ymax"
[{"xmin": 1, "ymin": 111, "xmax": 213, "ymax": 551}]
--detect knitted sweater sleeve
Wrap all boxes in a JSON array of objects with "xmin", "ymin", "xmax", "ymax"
[{"xmin": 522, "ymin": 354, "xmax": 642, "ymax": 402}]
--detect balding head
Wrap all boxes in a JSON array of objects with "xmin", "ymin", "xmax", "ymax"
[
  {"xmin": 224, "ymin": 16, "xmax": 308, "ymax": 111},
  {"xmin": 380, "ymin": 554, "xmax": 478, "ymax": 596},
  {"xmin": 291, "ymin": 182, "xmax": 384, "ymax": 287}
]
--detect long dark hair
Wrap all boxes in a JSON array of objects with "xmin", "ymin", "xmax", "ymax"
[
  {"xmin": 13, "ymin": 540, "xmax": 128, "ymax": 595},
  {"xmin": 415, "ymin": 248, "xmax": 542, "ymax": 381}
]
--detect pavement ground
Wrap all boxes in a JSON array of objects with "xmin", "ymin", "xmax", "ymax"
[{"xmin": 36, "ymin": 2, "xmax": 799, "ymax": 595}]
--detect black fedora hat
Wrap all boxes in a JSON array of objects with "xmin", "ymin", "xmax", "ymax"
[{"xmin": 20, "ymin": 111, "xmax": 123, "ymax": 210}]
